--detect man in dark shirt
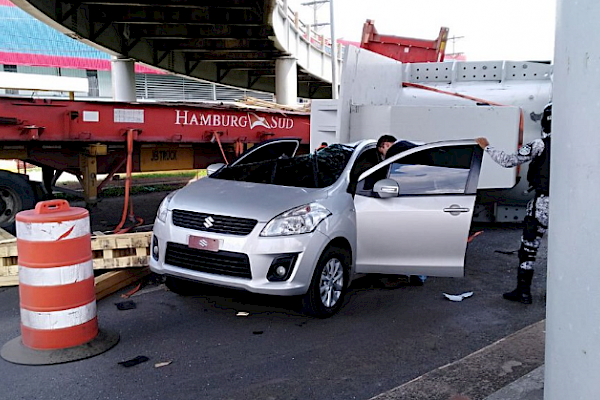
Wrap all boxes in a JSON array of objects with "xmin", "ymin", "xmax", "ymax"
[
  {"xmin": 348, "ymin": 135, "xmax": 396, "ymax": 194},
  {"xmin": 385, "ymin": 139, "xmax": 418, "ymax": 159},
  {"xmin": 375, "ymin": 134, "xmax": 397, "ymax": 159}
]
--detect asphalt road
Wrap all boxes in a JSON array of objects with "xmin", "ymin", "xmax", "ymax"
[{"xmin": 0, "ymin": 191, "xmax": 547, "ymax": 400}]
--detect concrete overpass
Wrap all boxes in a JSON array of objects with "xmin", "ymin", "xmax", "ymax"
[{"xmin": 11, "ymin": 0, "xmax": 342, "ymax": 100}]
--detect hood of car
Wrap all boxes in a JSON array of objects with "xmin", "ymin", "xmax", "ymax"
[{"xmin": 170, "ymin": 177, "xmax": 325, "ymax": 222}]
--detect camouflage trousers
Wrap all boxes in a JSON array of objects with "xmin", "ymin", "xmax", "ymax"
[{"xmin": 518, "ymin": 194, "xmax": 549, "ymax": 270}]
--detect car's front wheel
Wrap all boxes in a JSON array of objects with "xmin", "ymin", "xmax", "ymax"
[{"xmin": 302, "ymin": 247, "xmax": 349, "ymax": 318}]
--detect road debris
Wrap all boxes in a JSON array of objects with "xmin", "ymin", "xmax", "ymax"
[
  {"xmin": 154, "ymin": 361, "xmax": 173, "ymax": 368},
  {"xmin": 236, "ymin": 311, "xmax": 250, "ymax": 317},
  {"xmin": 495, "ymin": 249, "xmax": 518, "ymax": 255},
  {"xmin": 443, "ymin": 292, "xmax": 474, "ymax": 302},
  {"xmin": 121, "ymin": 282, "xmax": 142, "ymax": 298},
  {"xmin": 467, "ymin": 231, "xmax": 484, "ymax": 243},
  {"xmin": 118, "ymin": 355, "xmax": 149, "ymax": 368},
  {"xmin": 115, "ymin": 300, "xmax": 137, "ymax": 310}
]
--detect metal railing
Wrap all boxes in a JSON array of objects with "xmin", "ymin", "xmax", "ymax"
[{"xmin": 276, "ymin": 0, "xmax": 344, "ymax": 60}]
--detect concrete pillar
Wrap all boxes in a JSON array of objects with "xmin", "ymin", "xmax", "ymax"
[
  {"xmin": 544, "ymin": 0, "xmax": 600, "ymax": 399},
  {"xmin": 329, "ymin": 0, "xmax": 339, "ymax": 99},
  {"xmin": 275, "ymin": 56, "xmax": 297, "ymax": 106},
  {"xmin": 283, "ymin": 0, "xmax": 290, "ymax": 48},
  {"xmin": 111, "ymin": 56, "xmax": 136, "ymax": 102}
]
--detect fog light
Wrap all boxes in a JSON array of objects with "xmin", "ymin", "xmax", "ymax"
[
  {"xmin": 275, "ymin": 266, "xmax": 287, "ymax": 277},
  {"xmin": 267, "ymin": 254, "xmax": 298, "ymax": 282},
  {"xmin": 152, "ymin": 235, "xmax": 159, "ymax": 261}
]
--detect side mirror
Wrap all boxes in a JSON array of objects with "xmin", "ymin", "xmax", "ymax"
[
  {"xmin": 207, "ymin": 163, "xmax": 225, "ymax": 176},
  {"xmin": 374, "ymin": 179, "xmax": 400, "ymax": 198}
]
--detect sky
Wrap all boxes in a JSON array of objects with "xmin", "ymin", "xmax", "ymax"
[{"xmin": 286, "ymin": 0, "xmax": 557, "ymax": 61}]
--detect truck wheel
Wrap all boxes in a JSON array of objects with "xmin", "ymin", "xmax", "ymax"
[
  {"xmin": 165, "ymin": 276, "xmax": 200, "ymax": 296},
  {"xmin": 0, "ymin": 171, "xmax": 36, "ymax": 234},
  {"xmin": 302, "ymin": 247, "xmax": 349, "ymax": 318}
]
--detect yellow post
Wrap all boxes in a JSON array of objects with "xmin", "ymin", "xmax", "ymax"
[{"xmin": 79, "ymin": 149, "xmax": 99, "ymax": 205}]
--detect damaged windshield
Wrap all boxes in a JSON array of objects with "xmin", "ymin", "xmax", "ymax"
[{"xmin": 211, "ymin": 144, "xmax": 354, "ymax": 188}]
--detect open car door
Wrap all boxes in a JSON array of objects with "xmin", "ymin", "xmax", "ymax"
[{"xmin": 354, "ymin": 140, "xmax": 483, "ymax": 277}]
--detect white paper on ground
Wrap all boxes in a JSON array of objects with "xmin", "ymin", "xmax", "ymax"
[{"xmin": 443, "ymin": 292, "xmax": 474, "ymax": 302}]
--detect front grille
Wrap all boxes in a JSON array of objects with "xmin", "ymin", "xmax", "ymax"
[
  {"xmin": 172, "ymin": 209, "xmax": 257, "ymax": 236},
  {"xmin": 165, "ymin": 242, "xmax": 252, "ymax": 279}
]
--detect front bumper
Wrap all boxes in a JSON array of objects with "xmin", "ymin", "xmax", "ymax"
[{"xmin": 150, "ymin": 215, "xmax": 330, "ymax": 296}]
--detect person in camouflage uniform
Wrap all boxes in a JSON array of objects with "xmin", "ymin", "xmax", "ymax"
[{"xmin": 475, "ymin": 103, "xmax": 552, "ymax": 304}]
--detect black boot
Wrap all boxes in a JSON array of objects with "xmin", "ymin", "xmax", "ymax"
[{"xmin": 503, "ymin": 268, "xmax": 533, "ymax": 304}]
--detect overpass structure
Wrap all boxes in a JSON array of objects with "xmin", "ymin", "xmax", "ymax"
[{"xmin": 10, "ymin": 0, "xmax": 342, "ymax": 101}]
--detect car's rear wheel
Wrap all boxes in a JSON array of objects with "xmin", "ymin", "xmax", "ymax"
[
  {"xmin": 165, "ymin": 276, "xmax": 200, "ymax": 296},
  {"xmin": 302, "ymin": 247, "xmax": 349, "ymax": 318}
]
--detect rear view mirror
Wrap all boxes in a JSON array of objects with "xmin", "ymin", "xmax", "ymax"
[
  {"xmin": 374, "ymin": 179, "xmax": 400, "ymax": 198},
  {"xmin": 207, "ymin": 163, "xmax": 225, "ymax": 176}
]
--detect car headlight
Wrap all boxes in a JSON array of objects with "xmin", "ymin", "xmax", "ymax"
[
  {"xmin": 156, "ymin": 191, "xmax": 178, "ymax": 223},
  {"xmin": 260, "ymin": 203, "xmax": 331, "ymax": 237}
]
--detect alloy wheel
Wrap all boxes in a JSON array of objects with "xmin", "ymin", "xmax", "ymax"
[{"xmin": 319, "ymin": 257, "xmax": 344, "ymax": 308}]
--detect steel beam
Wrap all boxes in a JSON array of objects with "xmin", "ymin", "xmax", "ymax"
[
  {"xmin": 79, "ymin": 0, "xmax": 258, "ymax": 9},
  {"xmin": 93, "ymin": 7, "xmax": 262, "ymax": 25},
  {"xmin": 128, "ymin": 24, "xmax": 274, "ymax": 39}
]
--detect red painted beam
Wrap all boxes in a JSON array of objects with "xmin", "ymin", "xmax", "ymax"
[{"xmin": 0, "ymin": 97, "xmax": 310, "ymax": 144}]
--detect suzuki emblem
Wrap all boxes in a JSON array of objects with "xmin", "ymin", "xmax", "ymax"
[{"xmin": 203, "ymin": 216, "xmax": 214, "ymax": 228}]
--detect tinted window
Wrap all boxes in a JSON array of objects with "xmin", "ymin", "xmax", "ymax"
[
  {"xmin": 348, "ymin": 147, "xmax": 380, "ymax": 194},
  {"xmin": 231, "ymin": 141, "xmax": 299, "ymax": 166},
  {"xmin": 212, "ymin": 144, "xmax": 354, "ymax": 188}
]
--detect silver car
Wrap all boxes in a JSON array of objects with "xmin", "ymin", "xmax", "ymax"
[{"xmin": 150, "ymin": 138, "xmax": 483, "ymax": 317}]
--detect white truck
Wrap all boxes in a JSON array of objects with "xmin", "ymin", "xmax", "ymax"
[{"xmin": 311, "ymin": 46, "xmax": 552, "ymax": 222}]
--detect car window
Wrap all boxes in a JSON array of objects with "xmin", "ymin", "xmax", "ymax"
[
  {"xmin": 390, "ymin": 146, "xmax": 474, "ymax": 195},
  {"xmin": 230, "ymin": 140, "xmax": 299, "ymax": 166},
  {"xmin": 356, "ymin": 145, "xmax": 475, "ymax": 196},
  {"xmin": 212, "ymin": 144, "xmax": 354, "ymax": 188},
  {"xmin": 347, "ymin": 147, "xmax": 380, "ymax": 194}
]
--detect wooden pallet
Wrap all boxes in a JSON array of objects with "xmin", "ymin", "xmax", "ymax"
[
  {"xmin": 242, "ymin": 96, "xmax": 310, "ymax": 113},
  {"xmin": 0, "ymin": 228, "xmax": 18, "ymax": 283},
  {"xmin": 0, "ymin": 275, "xmax": 18, "ymax": 287},
  {"xmin": 0, "ymin": 228, "xmax": 15, "ymax": 244},
  {"xmin": 91, "ymin": 231, "xmax": 151, "ymax": 270},
  {"xmin": 0, "ymin": 229, "xmax": 152, "ymax": 287}
]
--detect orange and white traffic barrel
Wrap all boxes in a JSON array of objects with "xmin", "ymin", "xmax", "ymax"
[
  {"xmin": 17, "ymin": 199, "xmax": 96, "ymax": 349},
  {"xmin": 0, "ymin": 200, "xmax": 119, "ymax": 365}
]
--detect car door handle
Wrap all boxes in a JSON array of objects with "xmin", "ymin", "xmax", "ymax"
[{"xmin": 443, "ymin": 204, "xmax": 470, "ymax": 216}]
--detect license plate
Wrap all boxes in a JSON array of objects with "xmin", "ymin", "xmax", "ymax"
[{"xmin": 188, "ymin": 235, "xmax": 220, "ymax": 252}]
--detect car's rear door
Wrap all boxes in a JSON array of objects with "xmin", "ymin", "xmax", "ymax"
[{"xmin": 354, "ymin": 140, "xmax": 483, "ymax": 277}]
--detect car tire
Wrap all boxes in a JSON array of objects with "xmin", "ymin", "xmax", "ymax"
[
  {"xmin": 302, "ymin": 247, "xmax": 349, "ymax": 318},
  {"xmin": 165, "ymin": 277, "xmax": 199, "ymax": 296}
]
